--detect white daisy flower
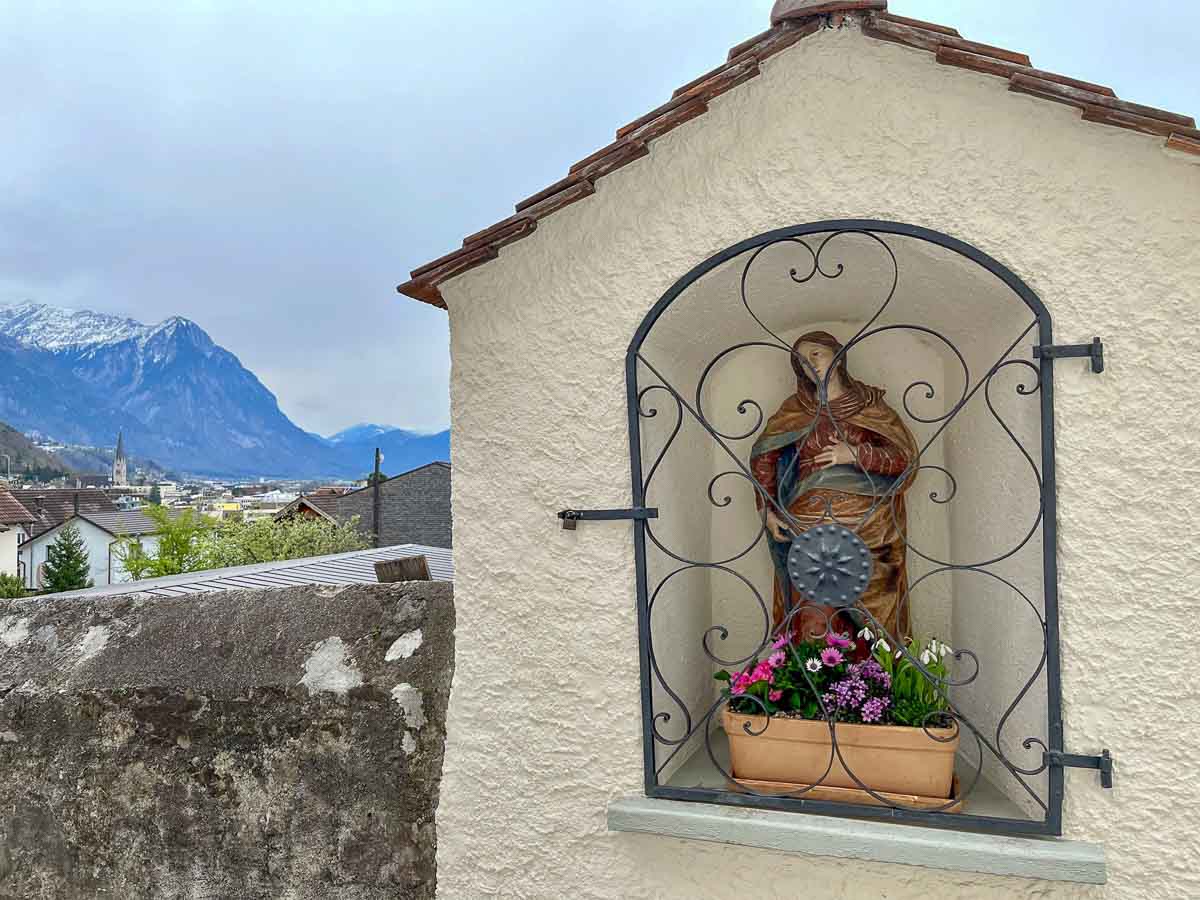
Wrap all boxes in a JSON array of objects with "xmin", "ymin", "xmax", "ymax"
[{"xmin": 805, "ymin": 658, "xmax": 821, "ymax": 673}]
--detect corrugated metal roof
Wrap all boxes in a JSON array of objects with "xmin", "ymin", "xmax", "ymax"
[{"xmin": 42, "ymin": 544, "xmax": 453, "ymax": 600}]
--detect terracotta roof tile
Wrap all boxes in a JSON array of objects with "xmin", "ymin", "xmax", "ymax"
[
  {"xmin": 934, "ymin": 47, "xmax": 1116, "ymax": 97},
  {"xmin": 398, "ymin": 4, "xmax": 1198, "ymax": 309},
  {"xmin": 1167, "ymin": 133, "xmax": 1200, "ymax": 156},
  {"xmin": 0, "ymin": 489, "xmax": 34, "ymax": 525},
  {"xmin": 772, "ymin": 1, "xmax": 886, "ymax": 26}
]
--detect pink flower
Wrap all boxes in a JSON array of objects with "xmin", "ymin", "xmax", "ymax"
[
  {"xmin": 730, "ymin": 672, "xmax": 750, "ymax": 695},
  {"xmin": 771, "ymin": 630, "xmax": 794, "ymax": 650},
  {"xmin": 767, "ymin": 651, "xmax": 786, "ymax": 668},
  {"xmin": 820, "ymin": 647, "xmax": 844, "ymax": 667},
  {"xmin": 768, "ymin": 689, "xmax": 782, "ymax": 702},
  {"xmin": 751, "ymin": 661, "xmax": 774, "ymax": 684},
  {"xmin": 826, "ymin": 632, "xmax": 852, "ymax": 650}
]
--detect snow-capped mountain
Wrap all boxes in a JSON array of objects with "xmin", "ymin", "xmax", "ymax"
[
  {"xmin": 0, "ymin": 302, "xmax": 445, "ymax": 478},
  {"xmin": 324, "ymin": 422, "xmax": 400, "ymax": 445},
  {"xmin": 0, "ymin": 301, "xmax": 148, "ymax": 350}
]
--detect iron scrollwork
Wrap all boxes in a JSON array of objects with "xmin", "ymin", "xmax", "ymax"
[{"xmin": 626, "ymin": 220, "xmax": 1071, "ymax": 836}]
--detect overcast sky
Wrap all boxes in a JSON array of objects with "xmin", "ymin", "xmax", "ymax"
[{"xmin": 2, "ymin": 1, "xmax": 1195, "ymax": 436}]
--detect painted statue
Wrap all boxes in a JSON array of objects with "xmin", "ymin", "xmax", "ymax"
[{"xmin": 750, "ymin": 330, "xmax": 918, "ymax": 642}]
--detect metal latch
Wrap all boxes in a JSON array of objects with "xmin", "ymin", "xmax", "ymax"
[
  {"xmin": 1033, "ymin": 337, "xmax": 1104, "ymax": 373},
  {"xmin": 557, "ymin": 507, "xmax": 658, "ymax": 530},
  {"xmin": 1046, "ymin": 749, "xmax": 1114, "ymax": 789}
]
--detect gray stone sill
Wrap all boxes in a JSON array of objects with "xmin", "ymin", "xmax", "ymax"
[{"xmin": 608, "ymin": 796, "xmax": 1105, "ymax": 885}]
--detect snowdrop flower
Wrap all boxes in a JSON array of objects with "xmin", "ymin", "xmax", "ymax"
[
  {"xmin": 933, "ymin": 639, "xmax": 953, "ymax": 657},
  {"xmin": 872, "ymin": 638, "xmax": 891, "ymax": 654},
  {"xmin": 920, "ymin": 648, "xmax": 935, "ymax": 665},
  {"xmin": 857, "ymin": 626, "xmax": 874, "ymax": 642},
  {"xmin": 805, "ymin": 658, "xmax": 821, "ymax": 673}
]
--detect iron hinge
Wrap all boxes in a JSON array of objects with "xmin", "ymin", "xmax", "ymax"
[
  {"xmin": 1046, "ymin": 749, "xmax": 1114, "ymax": 789},
  {"xmin": 557, "ymin": 507, "xmax": 658, "ymax": 530},
  {"xmin": 1033, "ymin": 337, "xmax": 1104, "ymax": 373}
]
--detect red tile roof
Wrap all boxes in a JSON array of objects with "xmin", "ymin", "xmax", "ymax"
[
  {"xmin": 9, "ymin": 488, "xmax": 118, "ymax": 538},
  {"xmin": 397, "ymin": 4, "xmax": 1199, "ymax": 309},
  {"xmin": 0, "ymin": 489, "xmax": 34, "ymax": 526}
]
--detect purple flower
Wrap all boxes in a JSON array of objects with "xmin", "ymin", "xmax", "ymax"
[
  {"xmin": 767, "ymin": 651, "xmax": 786, "ymax": 668},
  {"xmin": 826, "ymin": 632, "xmax": 852, "ymax": 650},
  {"xmin": 826, "ymin": 675, "xmax": 868, "ymax": 710},
  {"xmin": 861, "ymin": 695, "xmax": 891, "ymax": 723},
  {"xmin": 771, "ymin": 630, "xmax": 794, "ymax": 650},
  {"xmin": 820, "ymin": 647, "xmax": 844, "ymax": 668}
]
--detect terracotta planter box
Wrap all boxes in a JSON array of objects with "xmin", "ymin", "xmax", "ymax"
[{"xmin": 722, "ymin": 708, "xmax": 960, "ymax": 799}]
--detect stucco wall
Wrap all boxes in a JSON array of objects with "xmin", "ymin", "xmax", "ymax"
[
  {"xmin": 0, "ymin": 529, "xmax": 16, "ymax": 578},
  {"xmin": 436, "ymin": 17, "xmax": 1200, "ymax": 900}
]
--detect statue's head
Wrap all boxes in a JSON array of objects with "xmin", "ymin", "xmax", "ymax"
[{"xmin": 791, "ymin": 330, "xmax": 851, "ymax": 395}]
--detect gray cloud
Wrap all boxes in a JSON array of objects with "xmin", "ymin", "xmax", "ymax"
[{"xmin": 1, "ymin": 0, "xmax": 1193, "ymax": 434}]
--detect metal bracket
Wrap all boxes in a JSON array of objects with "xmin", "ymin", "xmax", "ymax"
[
  {"xmin": 557, "ymin": 507, "xmax": 658, "ymax": 530},
  {"xmin": 1033, "ymin": 337, "xmax": 1104, "ymax": 373},
  {"xmin": 1047, "ymin": 749, "xmax": 1114, "ymax": 789}
]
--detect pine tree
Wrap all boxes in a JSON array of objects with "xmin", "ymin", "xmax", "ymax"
[{"xmin": 42, "ymin": 522, "xmax": 94, "ymax": 593}]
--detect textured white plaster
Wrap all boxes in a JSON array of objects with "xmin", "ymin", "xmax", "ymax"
[
  {"xmin": 76, "ymin": 625, "xmax": 110, "ymax": 664},
  {"xmin": 0, "ymin": 731, "xmax": 18, "ymax": 743},
  {"xmin": 402, "ymin": 730, "xmax": 417, "ymax": 755},
  {"xmin": 391, "ymin": 683, "xmax": 427, "ymax": 729},
  {"xmin": 298, "ymin": 637, "xmax": 364, "ymax": 695},
  {"xmin": 435, "ymin": 19, "xmax": 1200, "ymax": 900},
  {"xmin": 0, "ymin": 615, "xmax": 31, "ymax": 648},
  {"xmin": 386, "ymin": 629, "xmax": 423, "ymax": 661}
]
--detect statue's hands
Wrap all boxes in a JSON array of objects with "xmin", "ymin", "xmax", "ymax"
[
  {"xmin": 815, "ymin": 439, "xmax": 856, "ymax": 468},
  {"xmin": 765, "ymin": 509, "xmax": 790, "ymax": 542}
]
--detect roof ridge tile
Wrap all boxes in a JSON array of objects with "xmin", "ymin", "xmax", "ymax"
[
  {"xmin": 398, "ymin": 10, "xmax": 1198, "ymax": 309},
  {"xmin": 935, "ymin": 47, "xmax": 1116, "ymax": 97},
  {"xmin": 1008, "ymin": 72, "xmax": 1195, "ymax": 128}
]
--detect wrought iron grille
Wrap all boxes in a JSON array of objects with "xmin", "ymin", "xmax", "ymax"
[{"xmin": 622, "ymin": 220, "xmax": 1100, "ymax": 837}]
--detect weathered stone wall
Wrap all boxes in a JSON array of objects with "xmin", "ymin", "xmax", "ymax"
[{"xmin": 0, "ymin": 581, "xmax": 454, "ymax": 899}]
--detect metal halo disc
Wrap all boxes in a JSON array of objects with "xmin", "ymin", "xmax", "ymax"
[{"xmin": 785, "ymin": 523, "xmax": 873, "ymax": 608}]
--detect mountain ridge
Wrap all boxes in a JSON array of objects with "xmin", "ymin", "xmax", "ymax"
[{"xmin": 0, "ymin": 302, "xmax": 448, "ymax": 479}]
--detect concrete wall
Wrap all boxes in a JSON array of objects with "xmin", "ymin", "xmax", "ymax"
[
  {"xmin": 0, "ymin": 581, "xmax": 455, "ymax": 899},
  {"xmin": 435, "ymin": 16, "xmax": 1200, "ymax": 900},
  {"xmin": 340, "ymin": 463, "xmax": 452, "ymax": 549}
]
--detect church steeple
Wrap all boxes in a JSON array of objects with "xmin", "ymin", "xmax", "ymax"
[{"xmin": 112, "ymin": 430, "xmax": 128, "ymax": 487}]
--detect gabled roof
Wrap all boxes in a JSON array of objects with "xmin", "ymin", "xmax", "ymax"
[
  {"xmin": 18, "ymin": 507, "xmax": 188, "ymax": 547},
  {"xmin": 10, "ymin": 488, "xmax": 118, "ymax": 538},
  {"xmin": 397, "ymin": 2, "xmax": 1199, "ymax": 309},
  {"xmin": 273, "ymin": 494, "xmax": 340, "ymax": 523},
  {"xmin": 0, "ymin": 489, "xmax": 34, "ymax": 526},
  {"xmin": 40, "ymin": 543, "xmax": 454, "ymax": 599}
]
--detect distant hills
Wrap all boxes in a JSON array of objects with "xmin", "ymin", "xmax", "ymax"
[
  {"xmin": 0, "ymin": 421, "xmax": 73, "ymax": 480},
  {"xmin": 0, "ymin": 302, "xmax": 448, "ymax": 479}
]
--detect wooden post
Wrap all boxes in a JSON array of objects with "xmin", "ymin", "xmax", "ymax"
[{"xmin": 374, "ymin": 555, "xmax": 431, "ymax": 583}]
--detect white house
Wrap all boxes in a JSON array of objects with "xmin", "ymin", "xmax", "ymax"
[
  {"xmin": 20, "ymin": 509, "xmax": 178, "ymax": 590},
  {"xmin": 0, "ymin": 489, "xmax": 35, "ymax": 580},
  {"xmin": 0, "ymin": 526, "xmax": 17, "ymax": 579}
]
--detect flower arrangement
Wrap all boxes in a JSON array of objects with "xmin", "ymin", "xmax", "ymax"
[{"xmin": 716, "ymin": 627, "xmax": 954, "ymax": 728}]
